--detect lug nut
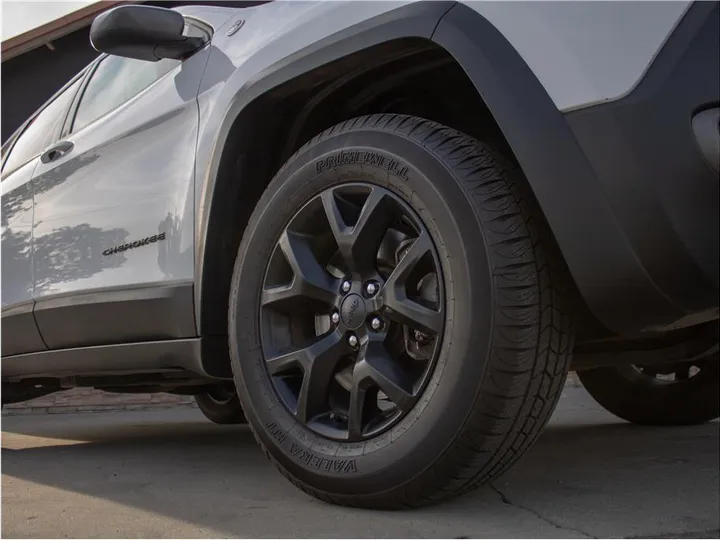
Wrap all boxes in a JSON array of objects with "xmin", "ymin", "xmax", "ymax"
[
  {"xmin": 341, "ymin": 280, "xmax": 352, "ymax": 294},
  {"xmin": 347, "ymin": 334, "xmax": 358, "ymax": 347},
  {"xmin": 365, "ymin": 282, "xmax": 378, "ymax": 297},
  {"xmin": 370, "ymin": 317, "xmax": 383, "ymax": 331},
  {"xmin": 330, "ymin": 311, "xmax": 340, "ymax": 324}
]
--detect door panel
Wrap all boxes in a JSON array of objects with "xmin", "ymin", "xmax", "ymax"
[
  {"xmin": 30, "ymin": 50, "xmax": 209, "ymax": 349},
  {"xmin": 1, "ymin": 160, "xmax": 46, "ymax": 356},
  {"xmin": 1, "ymin": 73, "xmax": 85, "ymax": 357}
]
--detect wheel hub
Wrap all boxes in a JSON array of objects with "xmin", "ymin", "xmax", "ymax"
[{"xmin": 340, "ymin": 293, "xmax": 366, "ymax": 329}]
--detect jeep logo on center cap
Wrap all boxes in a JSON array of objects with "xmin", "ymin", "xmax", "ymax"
[{"xmin": 340, "ymin": 294, "xmax": 366, "ymax": 329}]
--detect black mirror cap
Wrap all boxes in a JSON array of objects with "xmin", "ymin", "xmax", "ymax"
[{"xmin": 90, "ymin": 5, "xmax": 205, "ymax": 62}]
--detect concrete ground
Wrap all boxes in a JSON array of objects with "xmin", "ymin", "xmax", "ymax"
[{"xmin": 2, "ymin": 386, "xmax": 718, "ymax": 539}]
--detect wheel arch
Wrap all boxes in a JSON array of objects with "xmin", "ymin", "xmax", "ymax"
[
  {"xmin": 194, "ymin": 2, "xmax": 455, "ymax": 355},
  {"xmin": 194, "ymin": 1, "xmax": 618, "ymax": 376}
]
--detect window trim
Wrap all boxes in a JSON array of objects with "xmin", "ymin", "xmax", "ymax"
[
  {"xmin": 184, "ymin": 16, "xmax": 213, "ymax": 40},
  {"xmin": 59, "ymin": 58, "xmax": 100, "ymax": 140},
  {"xmin": 2, "ymin": 15, "xmax": 210, "ymax": 177},
  {"xmin": 1, "ymin": 68, "xmax": 89, "ymax": 177},
  {"xmin": 62, "ymin": 54, "xmax": 105, "ymax": 138},
  {"xmin": 65, "ymin": 53, "xmax": 183, "ymax": 136},
  {"xmin": 64, "ymin": 16, "xmax": 211, "ymax": 138}
]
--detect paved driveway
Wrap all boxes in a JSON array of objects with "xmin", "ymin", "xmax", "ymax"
[{"xmin": 2, "ymin": 386, "xmax": 718, "ymax": 539}]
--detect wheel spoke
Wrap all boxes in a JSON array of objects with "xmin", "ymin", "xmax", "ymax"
[
  {"xmin": 353, "ymin": 188, "xmax": 393, "ymax": 263},
  {"xmin": 347, "ymin": 381, "xmax": 370, "ymax": 440},
  {"xmin": 365, "ymin": 343, "xmax": 415, "ymax": 412},
  {"xmin": 321, "ymin": 187, "xmax": 392, "ymax": 274},
  {"xmin": 675, "ymin": 364, "xmax": 692, "ymax": 381},
  {"xmin": 263, "ymin": 230, "xmax": 338, "ymax": 310},
  {"xmin": 260, "ymin": 284, "xmax": 298, "ymax": 308},
  {"xmin": 294, "ymin": 331, "xmax": 348, "ymax": 422},
  {"xmin": 385, "ymin": 297, "xmax": 443, "ymax": 336},
  {"xmin": 266, "ymin": 347, "xmax": 303, "ymax": 376},
  {"xmin": 382, "ymin": 233, "xmax": 443, "ymax": 335},
  {"xmin": 348, "ymin": 342, "xmax": 414, "ymax": 438},
  {"xmin": 385, "ymin": 232, "xmax": 432, "ymax": 287}
]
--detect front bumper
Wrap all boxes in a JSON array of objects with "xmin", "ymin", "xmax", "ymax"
[{"xmin": 564, "ymin": 1, "xmax": 719, "ymax": 334}]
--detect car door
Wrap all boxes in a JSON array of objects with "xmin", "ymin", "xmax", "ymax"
[
  {"xmin": 29, "ymin": 21, "xmax": 212, "ymax": 350},
  {"xmin": 1, "ymin": 75, "xmax": 84, "ymax": 356}
]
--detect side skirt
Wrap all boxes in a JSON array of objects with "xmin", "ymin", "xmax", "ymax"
[{"xmin": 1, "ymin": 338, "xmax": 228, "ymax": 381}]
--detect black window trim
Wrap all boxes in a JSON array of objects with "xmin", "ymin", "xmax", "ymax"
[
  {"xmin": 63, "ymin": 16, "xmax": 211, "ymax": 138},
  {"xmin": 1, "ymin": 67, "xmax": 89, "ymax": 177},
  {"xmin": 184, "ymin": 15, "xmax": 213, "ymax": 40},
  {"xmin": 61, "ymin": 54, "xmax": 105, "ymax": 139},
  {"xmin": 2, "ymin": 15, "xmax": 210, "ymax": 177}
]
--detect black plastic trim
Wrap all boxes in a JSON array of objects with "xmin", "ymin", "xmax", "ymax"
[
  {"xmin": 1, "ymin": 301, "xmax": 47, "ymax": 356},
  {"xmin": 34, "ymin": 282, "xmax": 197, "ymax": 349},
  {"xmin": 200, "ymin": 334, "xmax": 232, "ymax": 378},
  {"xmin": 431, "ymin": 4, "xmax": 681, "ymax": 334},
  {"xmin": 563, "ymin": 2, "xmax": 719, "ymax": 319},
  {"xmin": 432, "ymin": 2, "xmax": 719, "ymax": 334},
  {"xmin": 1, "ymin": 338, "xmax": 208, "ymax": 380}
]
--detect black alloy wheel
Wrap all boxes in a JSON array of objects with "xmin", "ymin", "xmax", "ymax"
[
  {"xmin": 228, "ymin": 114, "xmax": 573, "ymax": 509},
  {"xmin": 260, "ymin": 183, "xmax": 444, "ymax": 441}
]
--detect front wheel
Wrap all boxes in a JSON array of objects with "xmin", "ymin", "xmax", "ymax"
[
  {"xmin": 229, "ymin": 115, "xmax": 574, "ymax": 508},
  {"xmin": 577, "ymin": 353, "xmax": 719, "ymax": 425}
]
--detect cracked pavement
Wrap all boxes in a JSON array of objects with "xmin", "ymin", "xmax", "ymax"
[{"xmin": 2, "ymin": 386, "xmax": 718, "ymax": 538}]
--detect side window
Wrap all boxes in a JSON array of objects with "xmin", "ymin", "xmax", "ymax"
[
  {"xmin": 2, "ymin": 77, "xmax": 82, "ymax": 175},
  {"xmin": 72, "ymin": 55, "xmax": 180, "ymax": 133}
]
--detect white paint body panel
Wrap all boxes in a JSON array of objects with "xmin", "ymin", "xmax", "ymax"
[{"xmin": 462, "ymin": 0, "xmax": 691, "ymax": 111}]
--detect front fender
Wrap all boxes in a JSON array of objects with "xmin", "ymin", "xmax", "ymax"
[{"xmin": 192, "ymin": 1, "xmax": 455, "ymax": 334}]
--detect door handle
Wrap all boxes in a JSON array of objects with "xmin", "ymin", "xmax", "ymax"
[{"xmin": 40, "ymin": 141, "xmax": 74, "ymax": 163}]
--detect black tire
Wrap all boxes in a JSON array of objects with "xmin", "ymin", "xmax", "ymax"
[
  {"xmin": 577, "ymin": 354, "xmax": 719, "ymax": 425},
  {"xmin": 194, "ymin": 387, "xmax": 246, "ymax": 425},
  {"xmin": 229, "ymin": 114, "xmax": 574, "ymax": 508}
]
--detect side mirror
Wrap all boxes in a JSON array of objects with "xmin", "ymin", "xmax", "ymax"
[{"xmin": 90, "ymin": 5, "xmax": 206, "ymax": 62}]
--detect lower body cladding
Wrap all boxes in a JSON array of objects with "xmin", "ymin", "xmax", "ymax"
[
  {"xmin": 431, "ymin": 1, "xmax": 718, "ymax": 338},
  {"xmin": 0, "ymin": 339, "xmax": 206, "ymax": 381},
  {"xmin": 562, "ymin": 0, "xmax": 719, "ymax": 335},
  {"xmin": 1, "ymin": 282, "xmax": 233, "ymax": 383},
  {"xmin": 1, "ymin": 337, "xmax": 229, "ymax": 406}
]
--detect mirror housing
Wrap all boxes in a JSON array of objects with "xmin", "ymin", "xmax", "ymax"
[{"xmin": 90, "ymin": 5, "xmax": 205, "ymax": 62}]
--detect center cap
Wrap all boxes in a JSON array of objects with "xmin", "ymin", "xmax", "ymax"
[{"xmin": 340, "ymin": 293, "xmax": 366, "ymax": 329}]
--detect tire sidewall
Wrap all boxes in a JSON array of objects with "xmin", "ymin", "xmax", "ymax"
[{"xmin": 230, "ymin": 130, "xmax": 495, "ymax": 495}]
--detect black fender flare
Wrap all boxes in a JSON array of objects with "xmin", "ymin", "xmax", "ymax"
[
  {"xmin": 433, "ymin": 3, "xmax": 695, "ymax": 334},
  {"xmin": 196, "ymin": 1, "xmax": 686, "ymax": 341}
]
